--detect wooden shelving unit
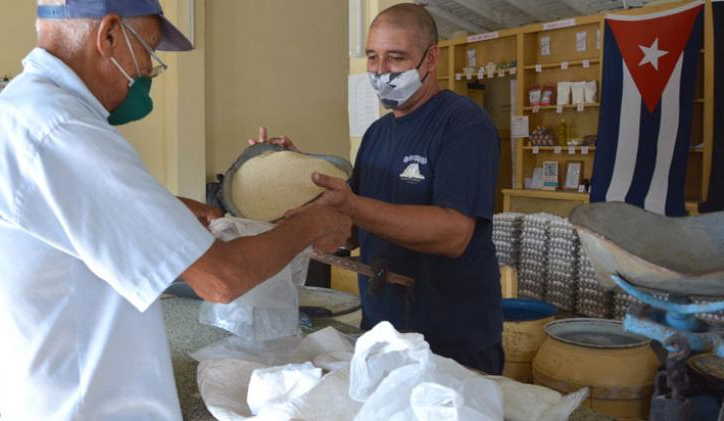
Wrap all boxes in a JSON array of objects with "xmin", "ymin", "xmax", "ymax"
[
  {"xmin": 436, "ymin": 0, "xmax": 715, "ymax": 217},
  {"xmin": 523, "ymin": 103, "xmax": 600, "ymax": 111},
  {"xmin": 523, "ymin": 58, "xmax": 600, "ymax": 71},
  {"xmin": 522, "ymin": 146, "xmax": 596, "ymax": 152}
]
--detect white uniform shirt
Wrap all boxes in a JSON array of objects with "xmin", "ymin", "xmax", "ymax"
[{"xmin": 0, "ymin": 48, "xmax": 215, "ymax": 420}]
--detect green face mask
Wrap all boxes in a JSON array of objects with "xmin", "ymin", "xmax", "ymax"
[
  {"xmin": 108, "ymin": 76, "xmax": 153, "ymax": 126},
  {"xmin": 107, "ymin": 22, "xmax": 161, "ymax": 126}
]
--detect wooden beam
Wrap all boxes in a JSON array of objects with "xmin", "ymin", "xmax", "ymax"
[
  {"xmin": 426, "ymin": 4, "xmax": 489, "ymax": 33},
  {"xmin": 447, "ymin": 0, "xmax": 534, "ymax": 29},
  {"xmin": 557, "ymin": 0, "xmax": 591, "ymax": 15},
  {"xmin": 500, "ymin": 0, "xmax": 578, "ymax": 23}
]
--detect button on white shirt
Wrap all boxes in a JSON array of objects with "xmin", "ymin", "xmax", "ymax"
[{"xmin": 0, "ymin": 48, "xmax": 215, "ymax": 420}]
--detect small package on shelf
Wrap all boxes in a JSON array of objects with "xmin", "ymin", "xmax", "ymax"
[
  {"xmin": 463, "ymin": 67, "xmax": 475, "ymax": 80},
  {"xmin": 485, "ymin": 61, "xmax": 497, "ymax": 78},
  {"xmin": 556, "ymin": 82, "xmax": 571, "ymax": 106},
  {"xmin": 571, "ymin": 81, "xmax": 586, "ymax": 105},
  {"xmin": 584, "ymin": 80, "xmax": 597, "ymax": 103},
  {"xmin": 530, "ymin": 126, "xmax": 556, "ymax": 146},
  {"xmin": 542, "ymin": 161, "xmax": 560, "ymax": 191},
  {"xmin": 528, "ymin": 86, "xmax": 542, "ymax": 107},
  {"xmin": 582, "ymin": 134, "xmax": 597, "ymax": 146},
  {"xmin": 541, "ymin": 86, "xmax": 555, "ymax": 106}
]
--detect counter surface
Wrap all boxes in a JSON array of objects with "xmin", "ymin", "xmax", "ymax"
[{"xmin": 161, "ymin": 296, "xmax": 614, "ymax": 421}]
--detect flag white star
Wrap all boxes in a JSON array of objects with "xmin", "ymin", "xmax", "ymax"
[{"xmin": 638, "ymin": 38, "xmax": 669, "ymax": 71}]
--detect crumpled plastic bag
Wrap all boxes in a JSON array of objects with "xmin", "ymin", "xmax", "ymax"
[
  {"xmin": 196, "ymin": 327, "xmax": 357, "ymax": 420},
  {"xmin": 247, "ymin": 362, "xmax": 322, "ymax": 416},
  {"xmin": 484, "ymin": 376, "xmax": 589, "ymax": 421},
  {"xmin": 197, "ymin": 327, "xmax": 362, "ymax": 421},
  {"xmin": 196, "ymin": 323, "xmax": 587, "ymax": 421},
  {"xmin": 198, "ymin": 217, "xmax": 311, "ymax": 343},
  {"xmin": 350, "ymin": 322, "xmax": 586, "ymax": 421},
  {"xmin": 197, "ymin": 359, "xmax": 265, "ymax": 421},
  {"xmin": 349, "ymin": 321, "xmax": 431, "ymax": 402},
  {"xmin": 353, "ymin": 352, "xmax": 504, "ymax": 421},
  {"xmin": 409, "ymin": 381, "xmax": 501, "ymax": 421},
  {"xmin": 312, "ymin": 351, "xmax": 354, "ymax": 372},
  {"xmin": 191, "ymin": 326, "xmax": 354, "ymax": 366},
  {"xmin": 278, "ymin": 368, "xmax": 363, "ymax": 421}
]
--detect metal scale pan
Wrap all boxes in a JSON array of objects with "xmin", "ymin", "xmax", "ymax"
[
  {"xmin": 219, "ymin": 143, "xmax": 354, "ymax": 219},
  {"xmin": 570, "ymin": 202, "xmax": 724, "ymax": 297}
]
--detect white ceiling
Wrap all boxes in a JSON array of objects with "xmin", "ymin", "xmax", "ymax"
[{"xmin": 418, "ymin": 0, "xmax": 655, "ymax": 38}]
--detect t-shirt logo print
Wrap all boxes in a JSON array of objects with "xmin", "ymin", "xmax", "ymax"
[{"xmin": 399, "ymin": 155, "xmax": 427, "ymax": 183}]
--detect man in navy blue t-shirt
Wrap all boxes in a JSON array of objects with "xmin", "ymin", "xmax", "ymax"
[{"xmin": 256, "ymin": 3, "xmax": 503, "ymax": 374}]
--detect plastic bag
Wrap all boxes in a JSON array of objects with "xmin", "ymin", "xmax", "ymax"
[
  {"xmin": 353, "ymin": 354, "xmax": 503, "ymax": 421},
  {"xmin": 196, "ymin": 359, "xmax": 266, "ymax": 421},
  {"xmin": 349, "ymin": 321, "xmax": 431, "ymax": 402},
  {"xmin": 199, "ymin": 217, "xmax": 311, "ymax": 343},
  {"xmin": 191, "ymin": 326, "xmax": 353, "ymax": 367},
  {"xmin": 247, "ymin": 362, "xmax": 322, "ymax": 416},
  {"xmin": 286, "ymin": 368, "xmax": 363, "ymax": 420},
  {"xmin": 483, "ymin": 375, "xmax": 589, "ymax": 421},
  {"xmin": 196, "ymin": 328, "xmax": 358, "ymax": 421},
  {"xmin": 410, "ymin": 380, "xmax": 502, "ymax": 421}
]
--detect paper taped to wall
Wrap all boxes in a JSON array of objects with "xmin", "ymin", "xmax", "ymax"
[{"xmin": 348, "ymin": 73, "xmax": 380, "ymax": 137}]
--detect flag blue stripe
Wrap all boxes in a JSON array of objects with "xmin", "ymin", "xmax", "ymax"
[
  {"xmin": 625, "ymin": 99, "xmax": 661, "ymax": 207},
  {"xmin": 590, "ymin": 22, "xmax": 624, "ymax": 203},
  {"xmin": 666, "ymin": 12, "xmax": 703, "ymax": 216}
]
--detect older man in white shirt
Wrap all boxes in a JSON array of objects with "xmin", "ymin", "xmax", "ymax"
[{"xmin": 0, "ymin": 1, "xmax": 351, "ymax": 420}]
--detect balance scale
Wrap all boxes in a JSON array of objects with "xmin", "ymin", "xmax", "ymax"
[{"xmin": 570, "ymin": 202, "xmax": 724, "ymax": 421}]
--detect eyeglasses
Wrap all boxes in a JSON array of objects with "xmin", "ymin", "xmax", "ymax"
[{"xmin": 121, "ymin": 22, "xmax": 168, "ymax": 79}]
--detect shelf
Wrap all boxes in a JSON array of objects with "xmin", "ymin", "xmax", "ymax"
[
  {"xmin": 437, "ymin": 76, "xmax": 449, "ymax": 81},
  {"xmin": 524, "ymin": 59, "xmax": 600, "ymax": 71},
  {"xmin": 524, "ymin": 103, "xmax": 600, "ymax": 111},
  {"xmin": 523, "ymin": 146, "xmax": 596, "ymax": 152},
  {"xmin": 502, "ymin": 188, "xmax": 589, "ymax": 201}
]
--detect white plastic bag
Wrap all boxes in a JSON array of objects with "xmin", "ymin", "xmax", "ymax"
[
  {"xmin": 199, "ymin": 217, "xmax": 311, "ymax": 343},
  {"xmin": 353, "ymin": 354, "xmax": 503, "ymax": 421},
  {"xmin": 247, "ymin": 362, "xmax": 322, "ymax": 416},
  {"xmin": 196, "ymin": 359, "xmax": 266, "ymax": 421},
  {"xmin": 410, "ymin": 379, "xmax": 504, "ymax": 421},
  {"xmin": 288, "ymin": 368, "xmax": 364, "ymax": 420},
  {"xmin": 484, "ymin": 375, "xmax": 589, "ymax": 421},
  {"xmin": 191, "ymin": 326, "xmax": 354, "ymax": 367},
  {"xmin": 348, "ymin": 321, "xmax": 431, "ymax": 402},
  {"xmin": 196, "ymin": 328, "xmax": 356, "ymax": 421}
]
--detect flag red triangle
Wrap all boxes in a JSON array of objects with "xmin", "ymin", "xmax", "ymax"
[{"xmin": 608, "ymin": 4, "xmax": 703, "ymax": 113}]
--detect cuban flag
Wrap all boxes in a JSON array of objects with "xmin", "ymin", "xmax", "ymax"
[
  {"xmin": 700, "ymin": 0, "xmax": 724, "ymax": 213},
  {"xmin": 590, "ymin": 2, "xmax": 704, "ymax": 216}
]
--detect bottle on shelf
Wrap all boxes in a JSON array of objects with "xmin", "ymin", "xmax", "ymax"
[{"xmin": 557, "ymin": 119, "xmax": 569, "ymax": 146}]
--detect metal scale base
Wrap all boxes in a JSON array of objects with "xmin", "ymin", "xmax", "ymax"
[{"xmin": 612, "ymin": 274, "xmax": 724, "ymax": 421}]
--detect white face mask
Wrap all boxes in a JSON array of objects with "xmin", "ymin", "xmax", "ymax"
[{"xmin": 367, "ymin": 47, "xmax": 431, "ymax": 109}]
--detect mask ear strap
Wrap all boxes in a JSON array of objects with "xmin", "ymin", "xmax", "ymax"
[
  {"xmin": 415, "ymin": 45, "xmax": 432, "ymax": 69},
  {"xmin": 416, "ymin": 45, "xmax": 433, "ymax": 83},
  {"xmin": 110, "ymin": 57, "xmax": 134, "ymax": 87}
]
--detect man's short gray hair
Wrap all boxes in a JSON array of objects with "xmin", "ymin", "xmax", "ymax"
[{"xmin": 36, "ymin": 19, "xmax": 99, "ymax": 54}]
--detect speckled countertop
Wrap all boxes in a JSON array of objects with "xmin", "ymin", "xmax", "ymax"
[{"xmin": 161, "ymin": 297, "xmax": 614, "ymax": 421}]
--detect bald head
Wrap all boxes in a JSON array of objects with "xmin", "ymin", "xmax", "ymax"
[{"xmin": 371, "ymin": 3, "xmax": 438, "ymax": 51}]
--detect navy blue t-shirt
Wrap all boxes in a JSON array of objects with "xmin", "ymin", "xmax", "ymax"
[{"xmin": 350, "ymin": 90, "xmax": 503, "ymax": 351}]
